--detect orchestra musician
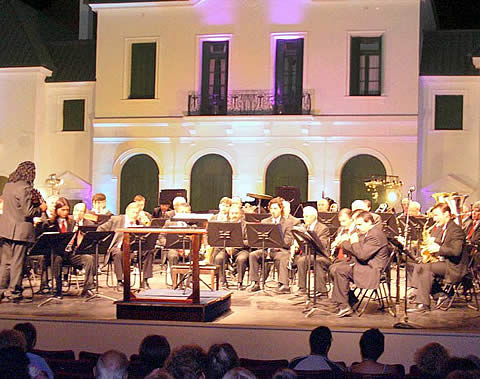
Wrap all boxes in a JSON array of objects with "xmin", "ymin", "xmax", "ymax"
[
  {"xmin": 408, "ymin": 203, "xmax": 467, "ymax": 313},
  {"xmin": 330, "ymin": 211, "xmax": 389, "ymax": 317},
  {"xmin": 152, "ymin": 200, "xmax": 171, "ymax": 219},
  {"xmin": 317, "ymin": 199, "xmax": 330, "ymax": 213},
  {"xmin": 465, "ymin": 201, "xmax": 480, "ymax": 244},
  {"xmin": 165, "ymin": 197, "xmax": 187, "ymax": 219},
  {"xmin": 0, "ymin": 161, "xmax": 46, "ymax": 302},
  {"xmin": 227, "ymin": 205, "xmax": 250, "ymax": 290},
  {"xmin": 97, "ymin": 202, "xmax": 152, "ymax": 290},
  {"xmin": 283, "ymin": 200, "xmax": 301, "ymax": 227},
  {"xmin": 248, "ymin": 197, "xmax": 294, "ymax": 294},
  {"xmin": 133, "ymin": 194, "xmax": 152, "ymax": 226},
  {"xmin": 330, "ymin": 208, "xmax": 355, "ymax": 262},
  {"xmin": 90, "ymin": 193, "xmax": 113, "ymax": 216},
  {"xmin": 294, "ymin": 206, "xmax": 330, "ymax": 295}
]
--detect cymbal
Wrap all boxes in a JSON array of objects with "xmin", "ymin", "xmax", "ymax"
[{"xmin": 246, "ymin": 193, "xmax": 273, "ymax": 200}]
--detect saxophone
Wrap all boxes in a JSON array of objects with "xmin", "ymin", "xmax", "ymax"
[{"xmin": 419, "ymin": 222, "xmax": 439, "ymax": 263}]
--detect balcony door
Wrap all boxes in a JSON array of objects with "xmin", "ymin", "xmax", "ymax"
[
  {"xmin": 201, "ymin": 41, "xmax": 229, "ymax": 115},
  {"xmin": 275, "ymin": 38, "xmax": 304, "ymax": 115}
]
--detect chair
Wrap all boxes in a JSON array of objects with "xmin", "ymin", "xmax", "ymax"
[
  {"xmin": 78, "ymin": 351, "xmax": 101, "ymax": 363},
  {"xmin": 32, "ymin": 349, "xmax": 75, "ymax": 360},
  {"xmin": 294, "ymin": 369, "xmax": 337, "ymax": 378},
  {"xmin": 47, "ymin": 358, "xmax": 95, "ymax": 379},
  {"xmin": 354, "ymin": 248, "xmax": 397, "ymax": 317},
  {"xmin": 239, "ymin": 358, "xmax": 289, "ymax": 379}
]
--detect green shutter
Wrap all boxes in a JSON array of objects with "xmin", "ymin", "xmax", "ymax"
[
  {"xmin": 63, "ymin": 99, "xmax": 85, "ymax": 132},
  {"xmin": 435, "ymin": 95, "xmax": 463, "ymax": 130},
  {"xmin": 350, "ymin": 37, "xmax": 361, "ymax": 96},
  {"xmin": 130, "ymin": 42, "xmax": 156, "ymax": 99}
]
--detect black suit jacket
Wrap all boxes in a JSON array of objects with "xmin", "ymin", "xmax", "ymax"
[
  {"xmin": 261, "ymin": 216, "xmax": 294, "ymax": 249},
  {"xmin": 0, "ymin": 181, "xmax": 42, "ymax": 243},
  {"xmin": 306, "ymin": 221, "xmax": 331, "ymax": 259},
  {"xmin": 343, "ymin": 223, "xmax": 390, "ymax": 289},
  {"xmin": 432, "ymin": 220, "xmax": 467, "ymax": 283}
]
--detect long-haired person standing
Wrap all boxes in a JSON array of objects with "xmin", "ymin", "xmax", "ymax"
[{"xmin": 0, "ymin": 161, "xmax": 46, "ymax": 302}]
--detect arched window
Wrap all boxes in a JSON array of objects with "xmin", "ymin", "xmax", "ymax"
[
  {"xmin": 265, "ymin": 154, "xmax": 308, "ymax": 201},
  {"xmin": 340, "ymin": 154, "xmax": 386, "ymax": 209},
  {"xmin": 190, "ymin": 154, "xmax": 232, "ymax": 212},
  {"xmin": 0, "ymin": 176, "xmax": 7, "ymax": 195},
  {"xmin": 120, "ymin": 154, "xmax": 159, "ymax": 213}
]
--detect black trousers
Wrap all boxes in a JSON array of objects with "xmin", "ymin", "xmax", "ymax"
[
  {"xmin": 411, "ymin": 261, "xmax": 447, "ymax": 306},
  {"xmin": 110, "ymin": 247, "xmax": 153, "ymax": 281},
  {"xmin": 249, "ymin": 248, "xmax": 289, "ymax": 286},
  {"xmin": 330, "ymin": 260, "xmax": 355, "ymax": 307},
  {"xmin": 296, "ymin": 254, "xmax": 331, "ymax": 293},
  {"xmin": 233, "ymin": 249, "xmax": 249, "ymax": 284},
  {"xmin": 0, "ymin": 239, "xmax": 29, "ymax": 298},
  {"xmin": 53, "ymin": 253, "xmax": 95, "ymax": 296}
]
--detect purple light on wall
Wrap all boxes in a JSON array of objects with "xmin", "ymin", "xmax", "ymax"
[
  {"xmin": 198, "ymin": 0, "xmax": 234, "ymax": 25},
  {"xmin": 268, "ymin": 0, "xmax": 306, "ymax": 24}
]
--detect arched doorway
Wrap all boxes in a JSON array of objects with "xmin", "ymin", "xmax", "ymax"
[
  {"xmin": 190, "ymin": 154, "xmax": 232, "ymax": 212},
  {"xmin": 340, "ymin": 154, "xmax": 386, "ymax": 210},
  {"xmin": 0, "ymin": 176, "xmax": 7, "ymax": 195},
  {"xmin": 265, "ymin": 154, "xmax": 308, "ymax": 201},
  {"xmin": 120, "ymin": 154, "xmax": 159, "ymax": 214}
]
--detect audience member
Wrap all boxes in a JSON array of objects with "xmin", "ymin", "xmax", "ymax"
[
  {"xmin": 13, "ymin": 323, "xmax": 53, "ymax": 379},
  {"xmin": 139, "ymin": 335, "xmax": 171, "ymax": 374},
  {"xmin": 350, "ymin": 328, "xmax": 404, "ymax": 376},
  {"xmin": 0, "ymin": 346, "xmax": 31, "ymax": 379},
  {"xmin": 289, "ymin": 326, "xmax": 344, "ymax": 375},
  {"xmin": 272, "ymin": 368, "xmax": 298, "ymax": 378},
  {"xmin": 164, "ymin": 344, "xmax": 208, "ymax": 379},
  {"xmin": 222, "ymin": 367, "xmax": 257, "ymax": 379},
  {"xmin": 207, "ymin": 343, "xmax": 239, "ymax": 379},
  {"xmin": 94, "ymin": 350, "xmax": 128, "ymax": 379},
  {"xmin": 145, "ymin": 368, "xmax": 175, "ymax": 379},
  {"xmin": 413, "ymin": 342, "xmax": 450, "ymax": 378},
  {"xmin": 445, "ymin": 357, "xmax": 479, "ymax": 376}
]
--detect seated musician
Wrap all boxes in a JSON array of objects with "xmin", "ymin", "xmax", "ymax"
[
  {"xmin": 283, "ymin": 200, "xmax": 301, "ymax": 227},
  {"xmin": 209, "ymin": 197, "xmax": 233, "ymax": 288},
  {"xmin": 408, "ymin": 203, "xmax": 467, "ymax": 313},
  {"xmin": 165, "ymin": 197, "xmax": 187, "ymax": 219},
  {"xmin": 330, "ymin": 208, "xmax": 355, "ymax": 262},
  {"xmin": 37, "ymin": 198, "xmax": 95, "ymax": 298},
  {"xmin": 134, "ymin": 194, "xmax": 152, "ymax": 225},
  {"xmin": 97, "ymin": 202, "xmax": 152, "ymax": 290},
  {"xmin": 227, "ymin": 205, "xmax": 250, "ymax": 290},
  {"xmin": 248, "ymin": 197, "xmax": 294, "ymax": 294},
  {"xmin": 90, "ymin": 193, "xmax": 113, "ymax": 216},
  {"xmin": 317, "ymin": 199, "xmax": 330, "ymax": 213},
  {"xmin": 330, "ymin": 211, "xmax": 389, "ymax": 317},
  {"xmin": 294, "ymin": 206, "xmax": 330, "ymax": 295},
  {"xmin": 408, "ymin": 201, "xmax": 422, "ymax": 217},
  {"xmin": 462, "ymin": 203, "xmax": 473, "ymax": 234},
  {"xmin": 465, "ymin": 201, "xmax": 480, "ymax": 244},
  {"xmin": 152, "ymin": 200, "xmax": 171, "ymax": 219}
]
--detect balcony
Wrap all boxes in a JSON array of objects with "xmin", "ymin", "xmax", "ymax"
[{"xmin": 187, "ymin": 90, "xmax": 312, "ymax": 116}]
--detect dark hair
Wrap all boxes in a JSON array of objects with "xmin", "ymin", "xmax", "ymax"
[
  {"xmin": 8, "ymin": 161, "xmax": 35, "ymax": 184},
  {"xmin": 165, "ymin": 345, "xmax": 207, "ymax": 379},
  {"xmin": 53, "ymin": 197, "xmax": 70, "ymax": 222},
  {"xmin": 139, "ymin": 335, "xmax": 171, "ymax": 370},
  {"xmin": 206, "ymin": 343, "xmax": 239, "ymax": 379},
  {"xmin": 309, "ymin": 326, "xmax": 332, "ymax": 355},
  {"xmin": 432, "ymin": 202, "xmax": 452, "ymax": 215},
  {"xmin": 446, "ymin": 357, "xmax": 479, "ymax": 375},
  {"xmin": 273, "ymin": 368, "xmax": 298, "ymax": 379},
  {"xmin": 0, "ymin": 346, "xmax": 30, "ymax": 379},
  {"xmin": 360, "ymin": 328, "xmax": 384, "ymax": 361},
  {"xmin": 13, "ymin": 323, "xmax": 36, "ymax": 352},
  {"xmin": 414, "ymin": 342, "xmax": 449, "ymax": 377},
  {"xmin": 92, "ymin": 193, "xmax": 106, "ymax": 202},
  {"xmin": 268, "ymin": 197, "xmax": 284, "ymax": 211},
  {"xmin": 357, "ymin": 211, "xmax": 374, "ymax": 224}
]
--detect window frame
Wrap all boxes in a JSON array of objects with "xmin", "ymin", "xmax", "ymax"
[
  {"xmin": 434, "ymin": 94, "xmax": 464, "ymax": 131},
  {"xmin": 58, "ymin": 96, "xmax": 88, "ymax": 134}
]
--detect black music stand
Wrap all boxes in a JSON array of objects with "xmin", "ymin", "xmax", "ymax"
[
  {"xmin": 317, "ymin": 212, "xmax": 340, "ymax": 236},
  {"xmin": 245, "ymin": 213, "xmax": 271, "ymax": 223},
  {"xmin": 379, "ymin": 213, "xmax": 400, "ymax": 239},
  {"xmin": 77, "ymin": 231, "xmax": 116, "ymax": 302},
  {"xmin": 130, "ymin": 231, "xmax": 158, "ymax": 290},
  {"xmin": 246, "ymin": 222, "xmax": 284, "ymax": 293},
  {"xmin": 31, "ymin": 232, "xmax": 74, "ymax": 307}
]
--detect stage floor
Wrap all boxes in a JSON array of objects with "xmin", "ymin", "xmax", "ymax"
[{"xmin": 1, "ymin": 264, "xmax": 480, "ymax": 332}]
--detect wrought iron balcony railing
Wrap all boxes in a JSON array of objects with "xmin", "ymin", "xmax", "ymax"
[{"xmin": 187, "ymin": 90, "xmax": 312, "ymax": 116}]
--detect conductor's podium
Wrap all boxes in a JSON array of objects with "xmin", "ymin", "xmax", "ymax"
[{"xmin": 115, "ymin": 227, "xmax": 231, "ymax": 322}]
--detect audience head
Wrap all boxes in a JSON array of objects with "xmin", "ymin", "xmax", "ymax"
[
  {"xmin": 222, "ymin": 367, "xmax": 257, "ymax": 379},
  {"xmin": 445, "ymin": 357, "xmax": 479, "ymax": 375},
  {"xmin": 172, "ymin": 197, "xmax": 187, "ymax": 212},
  {"xmin": 317, "ymin": 199, "xmax": 330, "ymax": 212},
  {"xmin": 268, "ymin": 197, "xmax": 284, "ymax": 219},
  {"xmin": 351, "ymin": 200, "xmax": 368, "ymax": 212},
  {"xmin": 273, "ymin": 368, "xmax": 298, "ymax": 379},
  {"xmin": 13, "ymin": 323, "xmax": 37, "ymax": 352},
  {"xmin": 0, "ymin": 329, "xmax": 27, "ymax": 351},
  {"xmin": 95, "ymin": 350, "xmax": 128, "ymax": 379},
  {"xmin": 125, "ymin": 202, "xmax": 141, "ymax": 220},
  {"xmin": 139, "ymin": 335, "xmax": 171, "ymax": 370},
  {"xmin": 359, "ymin": 328, "xmax": 384, "ymax": 361},
  {"xmin": 165, "ymin": 345, "xmax": 208, "ymax": 379},
  {"xmin": 134, "ymin": 194, "xmax": 146, "ymax": 211},
  {"xmin": 0, "ymin": 346, "xmax": 30, "ymax": 379},
  {"xmin": 73, "ymin": 202, "xmax": 87, "ymax": 222},
  {"xmin": 92, "ymin": 193, "xmax": 107, "ymax": 213},
  {"xmin": 206, "ymin": 343, "xmax": 239, "ymax": 379},
  {"xmin": 303, "ymin": 206, "xmax": 317, "ymax": 226},
  {"xmin": 144, "ymin": 368, "xmax": 174, "ymax": 379},
  {"xmin": 309, "ymin": 326, "xmax": 332, "ymax": 356},
  {"xmin": 414, "ymin": 342, "xmax": 449, "ymax": 378}
]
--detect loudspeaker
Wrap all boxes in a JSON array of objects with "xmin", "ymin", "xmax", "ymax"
[
  {"xmin": 275, "ymin": 186, "xmax": 301, "ymax": 217},
  {"xmin": 159, "ymin": 189, "xmax": 187, "ymax": 207}
]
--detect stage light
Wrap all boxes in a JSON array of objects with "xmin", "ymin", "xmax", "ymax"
[{"xmin": 387, "ymin": 190, "xmax": 399, "ymax": 203}]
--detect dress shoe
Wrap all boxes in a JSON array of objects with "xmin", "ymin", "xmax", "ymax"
[
  {"xmin": 53, "ymin": 294, "xmax": 63, "ymax": 300},
  {"xmin": 336, "ymin": 306, "xmax": 354, "ymax": 318},
  {"xmin": 275, "ymin": 285, "xmax": 291, "ymax": 294},
  {"xmin": 407, "ymin": 303, "xmax": 430, "ymax": 313},
  {"xmin": 81, "ymin": 289, "xmax": 94, "ymax": 298},
  {"xmin": 142, "ymin": 280, "xmax": 151, "ymax": 289},
  {"xmin": 247, "ymin": 282, "xmax": 260, "ymax": 293},
  {"xmin": 116, "ymin": 281, "xmax": 124, "ymax": 292},
  {"xmin": 237, "ymin": 283, "xmax": 246, "ymax": 291},
  {"xmin": 296, "ymin": 288, "xmax": 307, "ymax": 295},
  {"xmin": 435, "ymin": 294, "xmax": 449, "ymax": 308}
]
